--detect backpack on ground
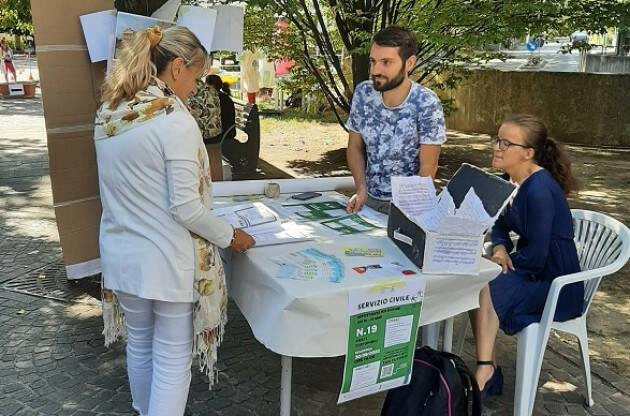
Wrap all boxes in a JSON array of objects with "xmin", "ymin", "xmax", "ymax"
[{"xmin": 380, "ymin": 346, "xmax": 481, "ymax": 416}]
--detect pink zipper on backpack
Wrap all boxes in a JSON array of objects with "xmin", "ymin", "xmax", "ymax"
[{"xmin": 414, "ymin": 359, "xmax": 452, "ymax": 416}]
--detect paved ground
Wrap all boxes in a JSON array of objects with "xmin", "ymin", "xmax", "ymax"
[
  {"xmin": 1, "ymin": 92, "xmax": 629, "ymax": 416},
  {"xmin": 475, "ymin": 42, "xmax": 619, "ymax": 73}
]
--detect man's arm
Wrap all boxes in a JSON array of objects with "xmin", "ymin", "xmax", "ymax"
[
  {"xmin": 418, "ymin": 144, "xmax": 441, "ymax": 178},
  {"xmin": 346, "ymin": 131, "xmax": 368, "ymax": 213}
]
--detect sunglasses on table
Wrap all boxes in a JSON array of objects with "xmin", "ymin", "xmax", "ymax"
[{"xmin": 491, "ymin": 135, "xmax": 532, "ymax": 151}]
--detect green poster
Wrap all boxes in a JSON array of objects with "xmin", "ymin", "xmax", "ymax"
[
  {"xmin": 321, "ymin": 214, "xmax": 380, "ymax": 234},
  {"xmin": 338, "ymin": 279, "xmax": 426, "ymax": 403},
  {"xmin": 282, "ymin": 201, "xmax": 348, "ymax": 221}
]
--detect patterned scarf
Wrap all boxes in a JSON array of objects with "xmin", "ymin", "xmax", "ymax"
[{"xmin": 95, "ymin": 77, "xmax": 228, "ymax": 388}]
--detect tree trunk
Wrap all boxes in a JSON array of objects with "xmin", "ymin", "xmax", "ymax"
[{"xmin": 351, "ymin": 54, "xmax": 370, "ymax": 88}]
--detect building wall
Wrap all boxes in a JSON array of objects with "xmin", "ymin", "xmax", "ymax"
[{"xmin": 444, "ymin": 70, "xmax": 630, "ymax": 147}]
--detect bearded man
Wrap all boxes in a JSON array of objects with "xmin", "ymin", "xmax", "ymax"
[{"xmin": 345, "ymin": 26, "xmax": 446, "ymax": 214}]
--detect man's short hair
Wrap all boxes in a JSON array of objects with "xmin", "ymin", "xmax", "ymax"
[{"xmin": 372, "ymin": 26, "xmax": 417, "ymax": 62}]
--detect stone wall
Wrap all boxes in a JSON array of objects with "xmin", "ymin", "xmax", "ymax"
[
  {"xmin": 444, "ymin": 70, "xmax": 630, "ymax": 147},
  {"xmin": 585, "ymin": 54, "xmax": 630, "ymax": 74}
]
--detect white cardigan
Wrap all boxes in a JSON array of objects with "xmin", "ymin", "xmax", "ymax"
[{"xmin": 95, "ymin": 109, "xmax": 233, "ymax": 302}]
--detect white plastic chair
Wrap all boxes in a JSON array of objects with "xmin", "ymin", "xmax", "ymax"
[{"xmin": 455, "ymin": 209, "xmax": 630, "ymax": 416}]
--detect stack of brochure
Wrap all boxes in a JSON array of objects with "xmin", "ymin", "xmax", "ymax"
[{"xmin": 212, "ymin": 202, "xmax": 313, "ymax": 247}]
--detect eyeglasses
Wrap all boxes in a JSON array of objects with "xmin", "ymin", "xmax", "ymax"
[{"xmin": 491, "ymin": 135, "xmax": 531, "ymax": 151}]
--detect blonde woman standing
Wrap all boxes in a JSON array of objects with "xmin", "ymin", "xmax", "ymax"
[{"xmin": 95, "ymin": 26, "xmax": 254, "ymax": 416}]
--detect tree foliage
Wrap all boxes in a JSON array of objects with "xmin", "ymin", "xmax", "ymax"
[
  {"xmin": 241, "ymin": 0, "xmax": 630, "ymax": 128},
  {"xmin": 0, "ymin": 0, "xmax": 32, "ymax": 35},
  {"xmin": 107, "ymin": 0, "xmax": 630, "ymax": 126},
  {"xmin": 114, "ymin": 0, "xmax": 173, "ymax": 16}
]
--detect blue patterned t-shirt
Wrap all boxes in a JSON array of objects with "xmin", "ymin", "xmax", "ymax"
[{"xmin": 346, "ymin": 80, "xmax": 446, "ymax": 200}]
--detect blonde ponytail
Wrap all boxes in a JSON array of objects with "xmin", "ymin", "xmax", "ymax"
[{"xmin": 101, "ymin": 26, "xmax": 210, "ymax": 109}]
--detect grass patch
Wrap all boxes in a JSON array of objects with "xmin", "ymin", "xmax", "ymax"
[{"xmin": 260, "ymin": 108, "xmax": 344, "ymax": 124}]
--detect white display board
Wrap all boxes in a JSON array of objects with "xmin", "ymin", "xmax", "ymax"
[
  {"xmin": 176, "ymin": 5, "xmax": 217, "ymax": 53},
  {"xmin": 210, "ymin": 4, "xmax": 244, "ymax": 53}
]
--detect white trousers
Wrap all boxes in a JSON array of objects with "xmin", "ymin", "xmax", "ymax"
[{"xmin": 116, "ymin": 291, "xmax": 193, "ymax": 416}]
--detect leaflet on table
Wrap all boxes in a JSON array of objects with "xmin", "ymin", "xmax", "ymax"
[
  {"xmin": 272, "ymin": 249, "xmax": 344, "ymax": 283},
  {"xmin": 321, "ymin": 214, "xmax": 380, "ymax": 235},
  {"xmin": 212, "ymin": 202, "xmax": 280, "ymax": 230},
  {"xmin": 212, "ymin": 202, "xmax": 313, "ymax": 246},
  {"xmin": 344, "ymin": 247, "xmax": 384, "ymax": 257},
  {"xmin": 356, "ymin": 205, "xmax": 388, "ymax": 228},
  {"xmin": 251, "ymin": 222, "xmax": 313, "ymax": 247},
  {"xmin": 338, "ymin": 278, "xmax": 425, "ymax": 403}
]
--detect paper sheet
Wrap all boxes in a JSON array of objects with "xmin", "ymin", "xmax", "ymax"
[
  {"xmin": 357, "ymin": 206, "xmax": 388, "ymax": 228},
  {"xmin": 435, "ymin": 217, "xmax": 484, "ymax": 235},
  {"xmin": 391, "ymin": 176, "xmax": 437, "ymax": 220},
  {"xmin": 418, "ymin": 190, "xmax": 455, "ymax": 231},
  {"xmin": 454, "ymin": 188, "xmax": 494, "ymax": 233},
  {"xmin": 213, "ymin": 202, "xmax": 279, "ymax": 229},
  {"xmin": 252, "ymin": 222, "xmax": 313, "ymax": 247},
  {"xmin": 425, "ymin": 236, "xmax": 481, "ymax": 274},
  {"xmin": 339, "ymin": 278, "xmax": 425, "ymax": 403},
  {"xmin": 272, "ymin": 248, "xmax": 344, "ymax": 282},
  {"xmin": 79, "ymin": 10, "xmax": 117, "ymax": 62},
  {"xmin": 418, "ymin": 188, "xmax": 492, "ymax": 235},
  {"xmin": 210, "ymin": 5, "xmax": 244, "ymax": 53},
  {"xmin": 176, "ymin": 5, "xmax": 217, "ymax": 53},
  {"xmin": 384, "ymin": 315, "xmax": 414, "ymax": 348}
]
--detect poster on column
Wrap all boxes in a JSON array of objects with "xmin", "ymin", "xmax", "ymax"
[{"xmin": 338, "ymin": 278, "xmax": 425, "ymax": 403}]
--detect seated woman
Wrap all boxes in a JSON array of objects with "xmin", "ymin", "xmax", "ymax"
[
  {"xmin": 206, "ymin": 75, "xmax": 236, "ymax": 145},
  {"xmin": 206, "ymin": 75, "xmax": 242, "ymax": 172},
  {"xmin": 469, "ymin": 114, "xmax": 584, "ymax": 398}
]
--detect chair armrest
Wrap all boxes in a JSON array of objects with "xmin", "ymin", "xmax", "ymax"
[
  {"xmin": 483, "ymin": 242, "xmax": 493, "ymax": 257},
  {"xmin": 538, "ymin": 269, "xmax": 601, "ymax": 330}
]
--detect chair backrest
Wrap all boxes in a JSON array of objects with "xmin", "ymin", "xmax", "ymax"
[
  {"xmin": 222, "ymin": 99, "xmax": 260, "ymax": 176},
  {"xmin": 232, "ymin": 99, "xmax": 259, "ymax": 136},
  {"xmin": 571, "ymin": 209, "xmax": 630, "ymax": 314}
]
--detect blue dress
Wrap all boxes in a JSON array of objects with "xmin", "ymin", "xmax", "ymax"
[{"xmin": 490, "ymin": 170, "xmax": 584, "ymax": 335}]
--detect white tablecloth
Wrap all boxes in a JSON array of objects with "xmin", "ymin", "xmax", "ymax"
[{"xmin": 215, "ymin": 182, "xmax": 500, "ymax": 358}]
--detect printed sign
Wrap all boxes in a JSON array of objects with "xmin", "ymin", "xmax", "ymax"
[{"xmin": 338, "ymin": 279, "xmax": 425, "ymax": 403}]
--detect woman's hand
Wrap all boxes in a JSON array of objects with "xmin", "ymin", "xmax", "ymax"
[
  {"xmin": 491, "ymin": 245, "xmax": 515, "ymax": 274},
  {"xmin": 229, "ymin": 228, "xmax": 255, "ymax": 253}
]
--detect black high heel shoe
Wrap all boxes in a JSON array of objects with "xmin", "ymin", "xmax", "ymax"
[{"xmin": 477, "ymin": 361, "xmax": 503, "ymax": 399}]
